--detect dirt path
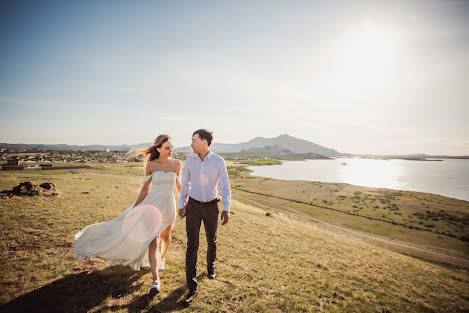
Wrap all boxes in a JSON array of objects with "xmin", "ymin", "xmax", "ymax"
[{"xmin": 232, "ymin": 193, "xmax": 469, "ymax": 269}]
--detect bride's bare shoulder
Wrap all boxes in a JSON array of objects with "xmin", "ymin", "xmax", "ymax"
[
  {"xmin": 169, "ymin": 157, "xmax": 182, "ymax": 168},
  {"xmin": 145, "ymin": 161, "xmax": 154, "ymax": 176}
]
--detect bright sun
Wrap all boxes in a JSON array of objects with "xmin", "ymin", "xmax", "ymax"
[{"xmin": 335, "ymin": 20, "xmax": 400, "ymax": 89}]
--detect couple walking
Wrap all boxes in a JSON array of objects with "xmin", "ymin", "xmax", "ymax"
[{"xmin": 73, "ymin": 129, "xmax": 231, "ymax": 304}]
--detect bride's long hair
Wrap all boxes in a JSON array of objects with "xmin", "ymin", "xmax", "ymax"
[{"xmin": 128, "ymin": 134, "xmax": 171, "ymax": 167}]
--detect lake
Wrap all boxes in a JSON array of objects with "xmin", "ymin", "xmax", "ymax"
[{"xmin": 247, "ymin": 158, "xmax": 469, "ymax": 201}]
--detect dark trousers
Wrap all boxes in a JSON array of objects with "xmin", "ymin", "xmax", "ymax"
[{"xmin": 185, "ymin": 197, "xmax": 219, "ymax": 291}]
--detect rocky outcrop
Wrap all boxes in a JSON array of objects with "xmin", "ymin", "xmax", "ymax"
[{"xmin": 1, "ymin": 182, "xmax": 58, "ymax": 197}]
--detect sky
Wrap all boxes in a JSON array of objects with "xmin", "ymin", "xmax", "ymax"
[{"xmin": 1, "ymin": 0, "xmax": 468, "ymax": 155}]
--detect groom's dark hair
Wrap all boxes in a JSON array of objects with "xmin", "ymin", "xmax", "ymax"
[{"xmin": 193, "ymin": 129, "xmax": 213, "ymax": 146}]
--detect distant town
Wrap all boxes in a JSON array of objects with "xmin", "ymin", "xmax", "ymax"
[
  {"xmin": 2, "ymin": 133, "xmax": 467, "ymax": 171},
  {"xmin": 0, "ymin": 148, "xmax": 272, "ymax": 170},
  {"xmin": 0, "ymin": 148, "xmax": 184, "ymax": 169}
]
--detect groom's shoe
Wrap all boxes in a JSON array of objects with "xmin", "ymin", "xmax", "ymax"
[
  {"xmin": 183, "ymin": 289, "xmax": 197, "ymax": 304},
  {"xmin": 207, "ymin": 267, "xmax": 216, "ymax": 280}
]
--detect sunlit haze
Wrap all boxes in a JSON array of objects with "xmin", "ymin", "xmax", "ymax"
[{"xmin": 1, "ymin": 0, "xmax": 468, "ymax": 155}]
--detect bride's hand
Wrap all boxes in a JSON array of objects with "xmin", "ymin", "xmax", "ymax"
[
  {"xmin": 179, "ymin": 201, "xmax": 188, "ymax": 218},
  {"xmin": 179, "ymin": 202, "xmax": 187, "ymax": 218},
  {"xmin": 178, "ymin": 208, "xmax": 186, "ymax": 219}
]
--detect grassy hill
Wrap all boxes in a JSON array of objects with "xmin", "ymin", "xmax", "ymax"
[
  {"xmin": 228, "ymin": 165, "xmax": 469, "ymax": 261},
  {"xmin": 0, "ymin": 164, "xmax": 468, "ymax": 312}
]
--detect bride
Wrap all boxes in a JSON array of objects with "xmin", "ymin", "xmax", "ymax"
[{"xmin": 73, "ymin": 134, "xmax": 182, "ymax": 295}]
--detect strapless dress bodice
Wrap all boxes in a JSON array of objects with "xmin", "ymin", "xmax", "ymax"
[{"xmin": 144, "ymin": 171, "xmax": 179, "ymax": 194}]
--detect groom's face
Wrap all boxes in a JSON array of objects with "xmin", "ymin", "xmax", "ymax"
[{"xmin": 191, "ymin": 134, "xmax": 205, "ymax": 153}]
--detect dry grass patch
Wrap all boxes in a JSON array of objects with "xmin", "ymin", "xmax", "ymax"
[{"xmin": 0, "ymin": 165, "xmax": 468, "ymax": 312}]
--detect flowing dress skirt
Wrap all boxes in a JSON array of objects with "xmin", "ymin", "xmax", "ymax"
[{"xmin": 73, "ymin": 189, "xmax": 176, "ymax": 271}]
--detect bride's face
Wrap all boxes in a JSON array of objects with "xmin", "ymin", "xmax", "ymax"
[{"xmin": 157, "ymin": 140, "xmax": 173, "ymax": 157}]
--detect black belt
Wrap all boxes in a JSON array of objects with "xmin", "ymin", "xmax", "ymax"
[{"xmin": 189, "ymin": 197, "xmax": 219, "ymax": 207}]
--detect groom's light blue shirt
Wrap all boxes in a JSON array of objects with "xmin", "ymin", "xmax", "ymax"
[{"xmin": 178, "ymin": 151, "xmax": 231, "ymax": 212}]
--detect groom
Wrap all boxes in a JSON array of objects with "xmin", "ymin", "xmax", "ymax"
[{"xmin": 178, "ymin": 129, "xmax": 231, "ymax": 304}]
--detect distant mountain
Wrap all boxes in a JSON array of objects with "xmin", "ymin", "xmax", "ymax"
[
  {"xmin": 2, "ymin": 138, "xmax": 467, "ymax": 159},
  {"xmin": 239, "ymin": 145, "xmax": 294, "ymax": 155},
  {"xmin": 0, "ymin": 135, "xmax": 342, "ymax": 157},
  {"xmin": 177, "ymin": 134, "xmax": 344, "ymax": 157}
]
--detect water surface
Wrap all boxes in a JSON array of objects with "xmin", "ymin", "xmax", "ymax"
[{"xmin": 247, "ymin": 158, "xmax": 469, "ymax": 201}]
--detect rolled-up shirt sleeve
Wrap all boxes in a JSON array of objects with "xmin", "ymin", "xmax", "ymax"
[
  {"xmin": 178, "ymin": 159, "xmax": 191, "ymax": 209},
  {"xmin": 218, "ymin": 159, "xmax": 231, "ymax": 212}
]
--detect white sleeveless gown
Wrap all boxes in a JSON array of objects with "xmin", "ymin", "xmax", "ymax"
[{"xmin": 73, "ymin": 171, "xmax": 179, "ymax": 270}]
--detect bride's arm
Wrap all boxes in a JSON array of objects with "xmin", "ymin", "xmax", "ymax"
[
  {"xmin": 175, "ymin": 160, "xmax": 182, "ymax": 194},
  {"xmin": 133, "ymin": 164, "xmax": 152, "ymax": 208}
]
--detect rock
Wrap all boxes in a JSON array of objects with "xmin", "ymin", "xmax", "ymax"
[
  {"xmin": 266, "ymin": 212, "xmax": 272, "ymax": 217},
  {"xmin": 1, "ymin": 181, "xmax": 58, "ymax": 197},
  {"xmin": 39, "ymin": 182, "xmax": 56, "ymax": 191},
  {"xmin": 12, "ymin": 182, "xmax": 43, "ymax": 196}
]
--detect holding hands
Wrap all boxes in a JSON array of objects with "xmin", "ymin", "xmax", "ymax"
[{"xmin": 179, "ymin": 201, "xmax": 188, "ymax": 219}]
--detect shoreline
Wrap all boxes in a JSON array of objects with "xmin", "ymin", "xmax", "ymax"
[
  {"xmin": 245, "ymin": 172, "xmax": 469, "ymax": 203},
  {"xmin": 239, "ymin": 159, "xmax": 469, "ymax": 202},
  {"xmin": 228, "ymin": 163, "xmax": 469, "ymax": 263}
]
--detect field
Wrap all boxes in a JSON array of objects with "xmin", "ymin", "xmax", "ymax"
[
  {"xmin": 0, "ymin": 163, "xmax": 468, "ymax": 312},
  {"xmin": 229, "ymin": 166, "xmax": 469, "ymax": 261}
]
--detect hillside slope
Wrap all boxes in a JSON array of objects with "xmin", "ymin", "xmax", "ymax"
[{"xmin": 0, "ymin": 164, "xmax": 467, "ymax": 312}]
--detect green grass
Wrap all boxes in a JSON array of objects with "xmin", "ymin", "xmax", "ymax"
[
  {"xmin": 0, "ymin": 163, "xmax": 468, "ymax": 312},
  {"xmin": 243, "ymin": 159, "xmax": 282, "ymax": 166}
]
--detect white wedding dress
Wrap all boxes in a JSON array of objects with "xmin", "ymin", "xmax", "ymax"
[{"xmin": 73, "ymin": 171, "xmax": 179, "ymax": 270}]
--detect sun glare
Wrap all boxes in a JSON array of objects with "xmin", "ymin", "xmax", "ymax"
[{"xmin": 334, "ymin": 20, "xmax": 401, "ymax": 90}]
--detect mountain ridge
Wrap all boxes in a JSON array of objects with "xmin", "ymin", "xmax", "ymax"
[
  {"xmin": 1, "ymin": 135, "xmax": 468, "ymax": 158},
  {"xmin": 176, "ymin": 134, "xmax": 344, "ymax": 157}
]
